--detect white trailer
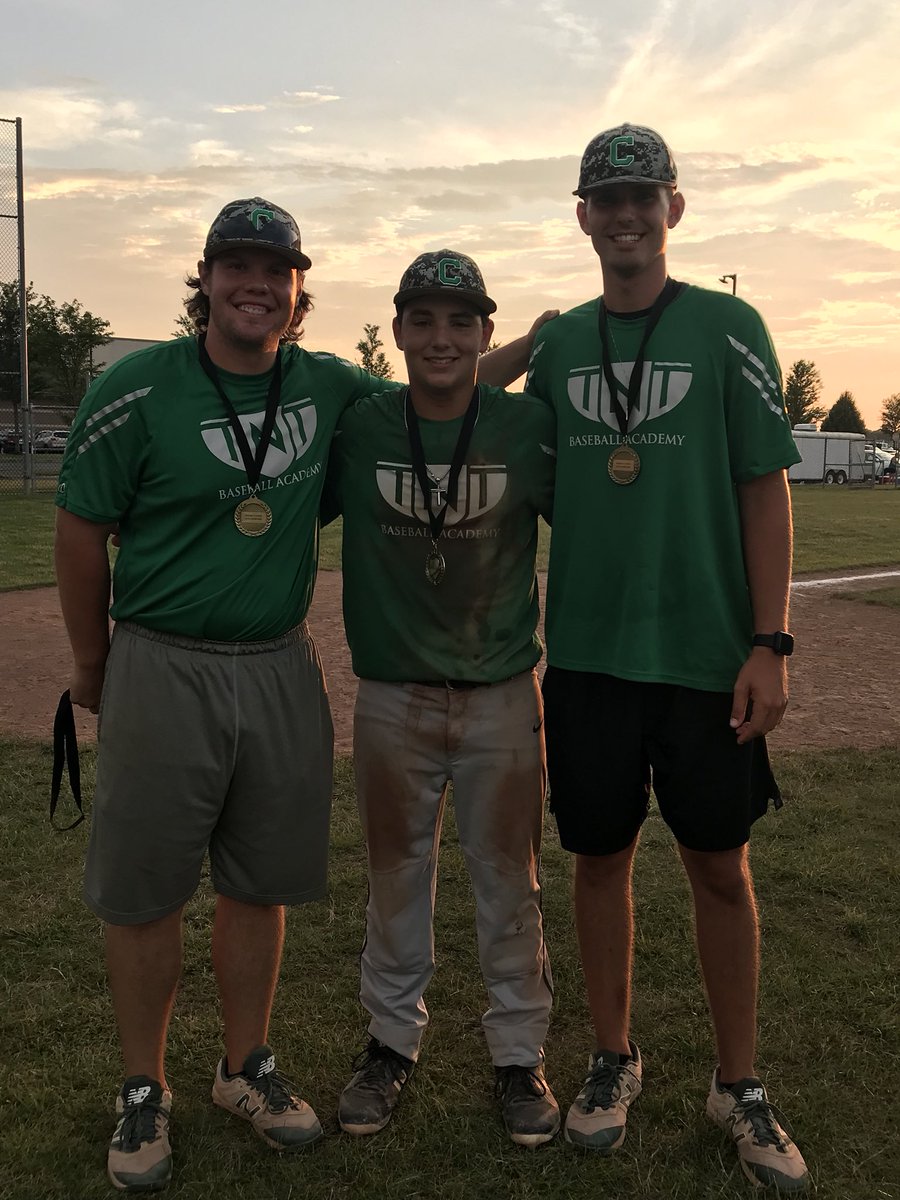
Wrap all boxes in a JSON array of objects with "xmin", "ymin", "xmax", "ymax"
[{"xmin": 788, "ymin": 428, "xmax": 866, "ymax": 485}]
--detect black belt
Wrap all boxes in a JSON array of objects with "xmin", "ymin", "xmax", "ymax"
[{"xmin": 410, "ymin": 679, "xmax": 492, "ymax": 690}]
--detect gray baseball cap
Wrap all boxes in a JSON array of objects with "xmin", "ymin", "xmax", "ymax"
[
  {"xmin": 574, "ymin": 124, "xmax": 677, "ymax": 195},
  {"xmin": 204, "ymin": 197, "xmax": 312, "ymax": 270},
  {"xmin": 393, "ymin": 250, "xmax": 497, "ymax": 315}
]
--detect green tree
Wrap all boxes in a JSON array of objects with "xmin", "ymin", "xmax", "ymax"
[
  {"xmin": 355, "ymin": 323, "xmax": 393, "ymax": 379},
  {"xmin": 0, "ymin": 281, "xmax": 37, "ymax": 432},
  {"xmin": 172, "ymin": 312, "xmax": 195, "ymax": 338},
  {"xmin": 821, "ymin": 391, "xmax": 866, "ymax": 435},
  {"xmin": 0, "ymin": 281, "xmax": 113, "ymax": 415},
  {"xmin": 879, "ymin": 392, "xmax": 900, "ymax": 442},
  {"xmin": 783, "ymin": 359, "xmax": 825, "ymax": 428}
]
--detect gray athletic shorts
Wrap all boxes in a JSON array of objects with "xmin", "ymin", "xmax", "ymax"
[{"xmin": 84, "ymin": 621, "xmax": 334, "ymax": 925}]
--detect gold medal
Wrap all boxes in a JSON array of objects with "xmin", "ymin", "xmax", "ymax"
[
  {"xmin": 608, "ymin": 444, "xmax": 641, "ymax": 485},
  {"xmin": 425, "ymin": 542, "xmax": 446, "ymax": 585},
  {"xmin": 234, "ymin": 496, "xmax": 273, "ymax": 536}
]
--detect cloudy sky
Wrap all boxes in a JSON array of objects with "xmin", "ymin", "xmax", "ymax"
[{"xmin": 2, "ymin": 0, "xmax": 898, "ymax": 426}]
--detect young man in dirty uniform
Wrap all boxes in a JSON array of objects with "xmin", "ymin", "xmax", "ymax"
[
  {"xmin": 55, "ymin": 202, "xmax": 535, "ymax": 1191},
  {"xmin": 525, "ymin": 127, "xmax": 809, "ymax": 1191},
  {"xmin": 325, "ymin": 251, "xmax": 559, "ymax": 1147}
]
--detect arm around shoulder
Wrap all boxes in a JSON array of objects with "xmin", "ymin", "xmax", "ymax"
[{"xmin": 477, "ymin": 309, "xmax": 559, "ymax": 388}]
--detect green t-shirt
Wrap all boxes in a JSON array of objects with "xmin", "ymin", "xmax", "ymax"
[
  {"xmin": 525, "ymin": 284, "xmax": 801, "ymax": 692},
  {"xmin": 57, "ymin": 336, "xmax": 397, "ymax": 640},
  {"xmin": 328, "ymin": 385, "xmax": 556, "ymax": 682}
]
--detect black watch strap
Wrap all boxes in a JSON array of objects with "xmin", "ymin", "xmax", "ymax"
[{"xmin": 752, "ymin": 631, "xmax": 794, "ymax": 656}]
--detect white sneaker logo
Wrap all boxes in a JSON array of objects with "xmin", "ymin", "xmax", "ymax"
[
  {"xmin": 741, "ymin": 1087, "xmax": 765, "ymax": 1104},
  {"xmin": 127, "ymin": 1085, "xmax": 151, "ymax": 1105},
  {"xmin": 256, "ymin": 1054, "xmax": 276, "ymax": 1079},
  {"xmin": 236, "ymin": 1091, "xmax": 263, "ymax": 1117}
]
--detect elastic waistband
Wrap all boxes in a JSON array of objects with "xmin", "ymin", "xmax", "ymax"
[{"xmin": 117, "ymin": 621, "xmax": 312, "ymax": 656}]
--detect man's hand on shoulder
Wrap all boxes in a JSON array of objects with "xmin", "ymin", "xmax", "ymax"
[
  {"xmin": 730, "ymin": 648, "xmax": 788, "ymax": 745},
  {"xmin": 477, "ymin": 309, "xmax": 560, "ymax": 388},
  {"xmin": 528, "ymin": 309, "xmax": 560, "ymax": 342}
]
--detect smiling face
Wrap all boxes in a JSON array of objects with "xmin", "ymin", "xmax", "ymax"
[
  {"xmin": 577, "ymin": 183, "xmax": 684, "ymax": 299},
  {"xmin": 393, "ymin": 296, "xmax": 493, "ymax": 417},
  {"xmin": 198, "ymin": 247, "xmax": 299, "ymax": 370}
]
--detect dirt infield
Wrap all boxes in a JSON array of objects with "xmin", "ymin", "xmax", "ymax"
[{"xmin": 2, "ymin": 571, "xmax": 899, "ymax": 753}]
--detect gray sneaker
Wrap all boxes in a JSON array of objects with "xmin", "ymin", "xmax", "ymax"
[
  {"xmin": 495, "ymin": 1065, "xmax": 560, "ymax": 1147},
  {"xmin": 338, "ymin": 1038, "xmax": 415, "ymax": 1135},
  {"xmin": 564, "ymin": 1041, "xmax": 642, "ymax": 1152},
  {"xmin": 211, "ymin": 1045, "xmax": 322, "ymax": 1150},
  {"xmin": 707, "ymin": 1071, "xmax": 809, "ymax": 1191},
  {"xmin": 107, "ymin": 1076, "xmax": 172, "ymax": 1193}
]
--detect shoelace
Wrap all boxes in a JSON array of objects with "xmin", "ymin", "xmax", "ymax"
[
  {"xmin": 580, "ymin": 1059, "xmax": 626, "ymax": 1112},
  {"xmin": 250, "ymin": 1068, "xmax": 302, "ymax": 1114},
  {"xmin": 733, "ymin": 1097, "xmax": 793, "ymax": 1150},
  {"xmin": 495, "ymin": 1066, "xmax": 547, "ymax": 1103},
  {"xmin": 119, "ymin": 1099, "xmax": 165, "ymax": 1151},
  {"xmin": 350, "ymin": 1041, "xmax": 411, "ymax": 1091}
]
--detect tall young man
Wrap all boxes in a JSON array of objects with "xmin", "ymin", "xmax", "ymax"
[
  {"xmin": 525, "ymin": 127, "xmax": 808, "ymax": 1191},
  {"xmin": 325, "ymin": 251, "xmax": 559, "ymax": 1147},
  {"xmin": 55, "ymin": 198, "xmax": 392, "ymax": 1191}
]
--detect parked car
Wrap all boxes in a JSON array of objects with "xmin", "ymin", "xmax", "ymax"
[
  {"xmin": 34, "ymin": 429, "xmax": 69, "ymax": 452},
  {"xmin": 863, "ymin": 448, "xmax": 887, "ymax": 480},
  {"xmin": 0, "ymin": 428, "xmax": 26, "ymax": 453}
]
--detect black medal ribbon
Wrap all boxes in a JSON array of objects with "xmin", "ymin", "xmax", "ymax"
[
  {"xmin": 50, "ymin": 689, "xmax": 84, "ymax": 830},
  {"xmin": 597, "ymin": 277, "xmax": 683, "ymax": 439},
  {"xmin": 405, "ymin": 386, "xmax": 480, "ymax": 543},
  {"xmin": 198, "ymin": 334, "xmax": 283, "ymax": 489}
]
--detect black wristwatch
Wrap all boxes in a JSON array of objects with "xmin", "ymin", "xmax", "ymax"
[{"xmin": 752, "ymin": 632, "xmax": 794, "ymax": 656}]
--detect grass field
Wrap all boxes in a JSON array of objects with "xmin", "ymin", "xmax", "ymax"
[
  {"xmin": 834, "ymin": 585, "xmax": 900, "ymax": 610},
  {"xmin": 2, "ymin": 475, "xmax": 898, "ymax": 1197},
  {"xmin": 1, "ymin": 486, "xmax": 899, "ymax": 591},
  {"xmin": 1, "ymin": 742, "xmax": 897, "ymax": 1200}
]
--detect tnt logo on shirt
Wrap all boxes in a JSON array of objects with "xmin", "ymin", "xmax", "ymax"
[
  {"xmin": 376, "ymin": 462, "xmax": 507, "ymax": 524},
  {"xmin": 568, "ymin": 360, "xmax": 692, "ymax": 431},
  {"xmin": 201, "ymin": 398, "xmax": 318, "ymax": 477}
]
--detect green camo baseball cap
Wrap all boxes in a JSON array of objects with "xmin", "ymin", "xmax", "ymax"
[
  {"xmin": 574, "ymin": 124, "xmax": 677, "ymax": 195},
  {"xmin": 204, "ymin": 197, "xmax": 312, "ymax": 270},
  {"xmin": 394, "ymin": 250, "xmax": 497, "ymax": 315}
]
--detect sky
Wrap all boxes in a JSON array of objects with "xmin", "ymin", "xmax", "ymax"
[{"xmin": 1, "ymin": 0, "xmax": 899, "ymax": 428}]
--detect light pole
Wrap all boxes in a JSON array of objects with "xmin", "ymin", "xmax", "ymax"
[{"xmin": 719, "ymin": 273, "xmax": 737, "ymax": 295}]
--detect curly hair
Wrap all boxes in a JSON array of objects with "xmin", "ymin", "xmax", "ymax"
[{"xmin": 182, "ymin": 267, "xmax": 314, "ymax": 343}]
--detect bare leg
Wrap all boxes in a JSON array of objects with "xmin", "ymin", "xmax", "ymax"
[
  {"xmin": 211, "ymin": 894, "xmax": 285, "ymax": 1074},
  {"xmin": 106, "ymin": 908, "xmax": 184, "ymax": 1088},
  {"xmin": 679, "ymin": 844, "xmax": 759, "ymax": 1081},
  {"xmin": 574, "ymin": 838, "xmax": 639, "ymax": 1055}
]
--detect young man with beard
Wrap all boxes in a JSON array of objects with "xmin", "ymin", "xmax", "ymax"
[
  {"xmin": 325, "ymin": 252, "xmax": 559, "ymax": 1147},
  {"xmin": 55, "ymin": 202, "xmax": 539, "ymax": 1191},
  {"xmin": 525, "ymin": 127, "xmax": 808, "ymax": 1191}
]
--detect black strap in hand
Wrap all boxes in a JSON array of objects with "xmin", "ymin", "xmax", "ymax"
[{"xmin": 50, "ymin": 690, "xmax": 85, "ymax": 831}]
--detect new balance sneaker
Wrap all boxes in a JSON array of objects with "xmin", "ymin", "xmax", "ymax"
[
  {"xmin": 707, "ymin": 1071, "xmax": 809, "ymax": 1191},
  {"xmin": 338, "ymin": 1037, "xmax": 415, "ymax": 1135},
  {"xmin": 211, "ymin": 1044, "xmax": 323, "ymax": 1150},
  {"xmin": 495, "ymin": 1064, "xmax": 560, "ymax": 1147},
  {"xmin": 107, "ymin": 1075, "xmax": 173, "ymax": 1193},
  {"xmin": 564, "ymin": 1041, "xmax": 642, "ymax": 1152}
]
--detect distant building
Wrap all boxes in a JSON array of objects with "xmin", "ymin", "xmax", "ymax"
[{"xmin": 95, "ymin": 337, "xmax": 163, "ymax": 371}]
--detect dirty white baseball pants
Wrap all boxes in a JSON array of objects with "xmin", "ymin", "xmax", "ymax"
[{"xmin": 352, "ymin": 670, "xmax": 552, "ymax": 1067}]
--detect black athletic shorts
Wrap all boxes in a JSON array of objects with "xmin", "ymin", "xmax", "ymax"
[{"xmin": 542, "ymin": 667, "xmax": 782, "ymax": 856}]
